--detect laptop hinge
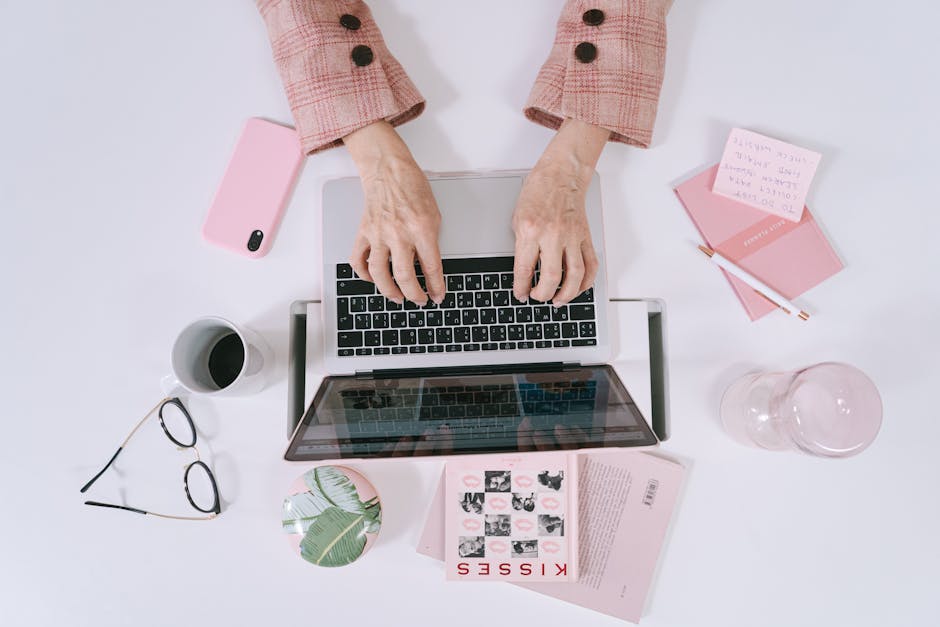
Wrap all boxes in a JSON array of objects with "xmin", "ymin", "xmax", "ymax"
[{"xmin": 355, "ymin": 361, "xmax": 581, "ymax": 380}]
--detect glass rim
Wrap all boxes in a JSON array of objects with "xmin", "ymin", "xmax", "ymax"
[
  {"xmin": 158, "ymin": 397, "xmax": 197, "ymax": 448},
  {"xmin": 184, "ymin": 460, "xmax": 221, "ymax": 514}
]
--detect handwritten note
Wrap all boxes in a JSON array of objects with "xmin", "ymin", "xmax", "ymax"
[{"xmin": 713, "ymin": 128, "xmax": 821, "ymax": 222}]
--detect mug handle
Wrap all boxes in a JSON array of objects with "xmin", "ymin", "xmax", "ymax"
[{"xmin": 160, "ymin": 374, "xmax": 186, "ymax": 397}]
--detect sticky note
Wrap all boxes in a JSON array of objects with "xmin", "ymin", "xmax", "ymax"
[{"xmin": 713, "ymin": 128, "xmax": 821, "ymax": 222}]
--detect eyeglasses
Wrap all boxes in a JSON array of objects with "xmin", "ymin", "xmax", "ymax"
[{"xmin": 80, "ymin": 397, "xmax": 221, "ymax": 520}]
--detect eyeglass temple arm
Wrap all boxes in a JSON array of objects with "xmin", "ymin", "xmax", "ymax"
[
  {"xmin": 84, "ymin": 500, "xmax": 148, "ymax": 515},
  {"xmin": 79, "ymin": 447, "xmax": 123, "ymax": 493},
  {"xmin": 79, "ymin": 398, "xmax": 167, "ymax": 494},
  {"xmin": 84, "ymin": 500, "xmax": 216, "ymax": 521}
]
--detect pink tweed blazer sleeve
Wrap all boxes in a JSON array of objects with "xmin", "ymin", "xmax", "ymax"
[
  {"xmin": 525, "ymin": 0, "xmax": 672, "ymax": 148},
  {"xmin": 256, "ymin": 0, "xmax": 425, "ymax": 154}
]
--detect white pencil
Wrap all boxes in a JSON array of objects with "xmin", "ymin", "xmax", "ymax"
[{"xmin": 697, "ymin": 244, "xmax": 809, "ymax": 321}]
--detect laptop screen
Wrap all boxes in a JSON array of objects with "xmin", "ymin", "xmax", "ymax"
[{"xmin": 284, "ymin": 365, "xmax": 658, "ymax": 461}]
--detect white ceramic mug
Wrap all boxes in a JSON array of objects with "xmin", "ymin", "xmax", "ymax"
[{"xmin": 162, "ymin": 317, "xmax": 273, "ymax": 396}]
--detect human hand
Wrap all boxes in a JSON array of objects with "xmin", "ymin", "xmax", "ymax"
[
  {"xmin": 343, "ymin": 121, "xmax": 445, "ymax": 305},
  {"xmin": 512, "ymin": 118, "xmax": 610, "ymax": 305}
]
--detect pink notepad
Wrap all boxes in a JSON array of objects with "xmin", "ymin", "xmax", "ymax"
[{"xmin": 675, "ymin": 165, "xmax": 843, "ymax": 320}]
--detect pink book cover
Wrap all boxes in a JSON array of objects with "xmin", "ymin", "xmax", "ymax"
[
  {"xmin": 424, "ymin": 452, "xmax": 685, "ymax": 623},
  {"xmin": 674, "ymin": 165, "xmax": 843, "ymax": 320},
  {"xmin": 445, "ymin": 453, "xmax": 578, "ymax": 582}
]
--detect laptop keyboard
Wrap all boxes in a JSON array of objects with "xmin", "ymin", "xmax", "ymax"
[{"xmin": 334, "ymin": 257, "xmax": 597, "ymax": 357}]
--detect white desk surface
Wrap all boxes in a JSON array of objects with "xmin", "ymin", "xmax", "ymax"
[{"xmin": 3, "ymin": 1, "xmax": 938, "ymax": 625}]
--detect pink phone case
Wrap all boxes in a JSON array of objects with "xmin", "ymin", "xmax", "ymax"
[{"xmin": 202, "ymin": 118, "xmax": 304, "ymax": 258}]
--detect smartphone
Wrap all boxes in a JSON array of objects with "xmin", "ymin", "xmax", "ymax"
[{"xmin": 202, "ymin": 118, "xmax": 304, "ymax": 258}]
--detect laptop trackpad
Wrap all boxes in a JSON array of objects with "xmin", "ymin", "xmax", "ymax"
[{"xmin": 432, "ymin": 176, "xmax": 521, "ymax": 256}]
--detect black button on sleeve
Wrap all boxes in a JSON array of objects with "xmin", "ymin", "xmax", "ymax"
[
  {"xmin": 582, "ymin": 9, "xmax": 605, "ymax": 26},
  {"xmin": 351, "ymin": 45, "xmax": 374, "ymax": 67},
  {"xmin": 339, "ymin": 14, "xmax": 361, "ymax": 30},
  {"xmin": 574, "ymin": 42, "xmax": 597, "ymax": 63}
]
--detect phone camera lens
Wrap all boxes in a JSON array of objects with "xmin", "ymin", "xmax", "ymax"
[{"xmin": 247, "ymin": 230, "xmax": 264, "ymax": 252}]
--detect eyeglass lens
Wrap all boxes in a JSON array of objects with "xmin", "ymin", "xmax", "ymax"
[
  {"xmin": 159, "ymin": 399, "xmax": 197, "ymax": 448},
  {"xmin": 184, "ymin": 461, "xmax": 220, "ymax": 514}
]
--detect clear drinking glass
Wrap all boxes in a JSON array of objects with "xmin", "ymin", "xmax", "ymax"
[{"xmin": 720, "ymin": 362, "xmax": 883, "ymax": 457}]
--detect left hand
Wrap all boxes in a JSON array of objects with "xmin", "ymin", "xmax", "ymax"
[{"xmin": 512, "ymin": 118, "xmax": 610, "ymax": 305}]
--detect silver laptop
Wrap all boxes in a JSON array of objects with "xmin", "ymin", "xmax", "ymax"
[{"xmin": 285, "ymin": 171, "xmax": 658, "ymax": 461}]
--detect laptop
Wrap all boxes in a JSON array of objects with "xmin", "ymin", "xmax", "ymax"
[{"xmin": 285, "ymin": 171, "xmax": 659, "ymax": 461}]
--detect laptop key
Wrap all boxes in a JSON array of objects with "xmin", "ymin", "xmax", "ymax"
[
  {"xmin": 368, "ymin": 296, "xmax": 385, "ymax": 312},
  {"xmin": 338, "ymin": 315, "xmax": 354, "ymax": 331},
  {"xmin": 372, "ymin": 313, "xmax": 389, "ymax": 329},
  {"xmin": 355, "ymin": 314, "xmax": 371, "ymax": 329},
  {"xmin": 337, "ymin": 280, "xmax": 375, "ymax": 295},
  {"xmin": 462, "ymin": 310, "xmax": 479, "ymax": 325},
  {"xmin": 400, "ymin": 330, "xmax": 417, "ymax": 345},
  {"xmin": 404, "ymin": 300, "xmax": 420, "ymax": 310},
  {"xmin": 499, "ymin": 342, "xmax": 516, "ymax": 350},
  {"xmin": 465, "ymin": 275, "xmax": 482, "ymax": 290},
  {"xmin": 543, "ymin": 323, "xmax": 561, "ymax": 339},
  {"xmin": 392, "ymin": 346, "xmax": 408, "ymax": 354},
  {"xmin": 464, "ymin": 344, "xmax": 481, "ymax": 351},
  {"xmin": 339, "ymin": 349, "xmax": 354, "ymax": 357},
  {"xmin": 516, "ymin": 307, "xmax": 533, "ymax": 322},
  {"xmin": 551, "ymin": 306, "xmax": 569, "ymax": 321},
  {"xmin": 493, "ymin": 291, "xmax": 510, "ymax": 307},
  {"xmin": 500, "ymin": 273, "xmax": 514, "ymax": 289},
  {"xmin": 553, "ymin": 340, "xmax": 570, "ymax": 348},
  {"xmin": 454, "ymin": 327, "xmax": 471, "ymax": 343},
  {"xmin": 428, "ymin": 345, "xmax": 444, "ymax": 353},
  {"xmin": 482, "ymin": 343, "xmax": 498, "ymax": 351},
  {"xmin": 391, "ymin": 312, "xmax": 408, "ymax": 328},
  {"xmin": 497, "ymin": 308, "xmax": 515, "ymax": 324},
  {"xmin": 445, "ymin": 345, "xmax": 462, "ymax": 352},
  {"xmin": 409, "ymin": 346, "xmax": 426, "ymax": 353},
  {"xmin": 535, "ymin": 340, "xmax": 552, "ymax": 349},
  {"xmin": 573, "ymin": 339, "xmax": 597, "ymax": 346},
  {"xmin": 350, "ymin": 297, "xmax": 366, "ymax": 313},
  {"xmin": 571, "ymin": 288, "xmax": 594, "ymax": 303},
  {"xmin": 436, "ymin": 328, "xmax": 453, "ymax": 343},
  {"xmin": 444, "ymin": 310, "xmax": 461, "ymax": 326},
  {"xmin": 457, "ymin": 292, "xmax": 474, "ymax": 308},
  {"xmin": 518, "ymin": 341, "xmax": 534, "ymax": 349},
  {"xmin": 336, "ymin": 264, "xmax": 353, "ymax": 279},
  {"xmin": 382, "ymin": 330, "xmax": 399, "ymax": 345},
  {"xmin": 525, "ymin": 324, "xmax": 543, "ymax": 340},
  {"xmin": 480, "ymin": 308, "xmax": 497, "ymax": 325},
  {"xmin": 338, "ymin": 297, "xmax": 350, "ymax": 315},
  {"xmin": 569, "ymin": 305, "xmax": 595, "ymax": 320},
  {"xmin": 356, "ymin": 348, "xmax": 373, "ymax": 356},
  {"xmin": 408, "ymin": 312, "xmax": 426, "ymax": 327},
  {"xmin": 365, "ymin": 331, "xmax": 381, "ymax": 346},
  {"xmin": 426, "ymin": 311, "xmax": 443, "ymax": 326},
  {"xmin": 418, "ymin": 329, "xmax": 435, "ymax": 344},
  {"xmin": 475, "ymin": 292, "xmax": 492, "ymax": 307},
  {"xmin": 490, "ymin": 326, "xmax": 507, "ymax": 342},
  {"xmin": 338, "ymin": 332, "xmax": 363, "ymax": 347},
  {"xmin": 562, "ymin": 322, "xmax": 579, "ymax": 338},
  {"xmin": 472, "ymin": 327, "xmax": 489, "ymax": 342},
  {"xmin": 483, "ymin": 274, "xmax": 500, "ymax": 290},
  {"xmin": 508, "ymin": 325, "xmax": 525, "ymax": 341},
  {"xmin": 386, "ymin": 299, "xmax": 402, "ymax": 311},
  {"xmin": 534, "ymin": 306, "xmax": 552, "ymax": 322},
  {"xmin": 440, "ymin": 292, "xmax": 457, "ymax": 309},
  {"xmin": 579, "ymin": 321, "xmax": 596, "ymax": 337},
  {"xmin": 447, "ymin": 275, "xmax": 464, "ymax": 291},
  {"xmin": 374, "ymin": 347, "xmax": 391, "ymax": 355}
]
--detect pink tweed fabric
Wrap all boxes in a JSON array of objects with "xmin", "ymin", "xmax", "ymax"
[
  {"xmin": 256, "ymin": 1, "xmax": 670, "ymax": 154},
  {"xmin": 256, "ymin": 0, "xmax": 425, "ymax": 154},
  {"xmin": 525, "ymin": 0, "xmax": 671, "ymax": 148}
]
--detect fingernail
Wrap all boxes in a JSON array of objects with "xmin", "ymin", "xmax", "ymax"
[{"xmin": 392, "ymin": 298, "xmax": 403, "ymax": 305}]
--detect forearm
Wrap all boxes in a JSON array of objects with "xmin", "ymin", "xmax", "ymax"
[{"xmin": 537, "ymin": 118, "xmax": 612, "ymax": 184}]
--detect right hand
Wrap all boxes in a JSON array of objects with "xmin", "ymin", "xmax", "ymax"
[{"xmin": 343, "ymin": 121, "xmax": 445, "ymax": 305}]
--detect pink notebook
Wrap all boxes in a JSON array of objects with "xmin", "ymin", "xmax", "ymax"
[{"xmin": 675, "ymin": 165, "xmax": 843, "ymax": 320}]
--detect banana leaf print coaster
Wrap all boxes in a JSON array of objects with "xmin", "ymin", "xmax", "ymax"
[{"xmin": 282, "ymin": 466, "xmax": 382, "ymax": 567}]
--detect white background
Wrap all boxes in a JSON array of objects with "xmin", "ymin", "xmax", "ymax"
[{"xmin": 2, "ymin": 1, "xmax": 938, "ymax": 625}]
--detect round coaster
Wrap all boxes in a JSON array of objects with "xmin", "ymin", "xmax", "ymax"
[{"xmin": 282, "ymin": 465, "xmax": 382, "ymax": 567}]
